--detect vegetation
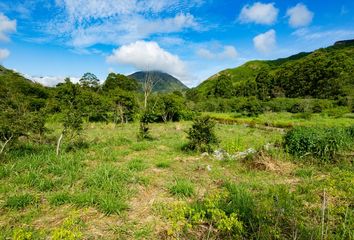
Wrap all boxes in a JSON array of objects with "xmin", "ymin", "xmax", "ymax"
[
  {"xmin": 284, "ymin": 126, "xmax": 353, "ymax": 161},
  {"xmin": 129, "ymin": 71, "xmax": 188, "ymax": 93},
  {"xmin": 0, "ymin": 41, "xmax": 353, "ymax": 239},
  {"xmin": 184, "ymin": 115, "xmax": 219, "ymax": 153}
]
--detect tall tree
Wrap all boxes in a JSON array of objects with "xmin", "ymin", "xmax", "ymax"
[
  {"xmin": 102, "ymin": 73, "xmax": 139, "ymax": 92},
  {"xmin": 79, "ymin": 72, "xmax": 100, "ymax": 90}
]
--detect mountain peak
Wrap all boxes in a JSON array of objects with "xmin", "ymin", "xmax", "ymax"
[{"xmin": 128, "ymin": 71, "xmax": 188, "ymax": 93}]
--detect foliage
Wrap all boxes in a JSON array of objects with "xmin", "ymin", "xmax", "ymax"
[
  {"xmin": 79, "ymin": 72, "xmax": 100, "ymax": 90},
  {"xmin": 193, "ymin": 43, "xmax": 354, "ymax": 100},
  {"xmin": 0, "ymin": 79, "xmax": 47, "ymax": 154},
  {"xmin": 284, "ymin": 126, "xmax": 352, "ymax": 161},
  {"xmin": 129, "ymin": 71, "xmax": 188, "ymax": 93},
  {"xmin": 102, "ymin": 72, "xmax": 139, "ymax": 92},
  {"xmin": 166, "ymin": 190, "xmax": 244, "ymax": 238},
  {"xmin": 185, "ymin": 115, "xmax": 219, "ymax": 152},
  {"xmin": 137, "ymin": 111, "xmax": 154, "ymax": 141}
]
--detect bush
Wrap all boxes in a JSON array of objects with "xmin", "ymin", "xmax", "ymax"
[
  {"xmin": 284, "ymin": 126, "xmax": 350, "ymax": 161},
  {"xmin": 184, "ymin": 116, "xmax": 219, "ymax": 153}
]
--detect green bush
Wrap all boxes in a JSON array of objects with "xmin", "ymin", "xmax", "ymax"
[
  {"xmin": 184, "ymin": 116, "xmax": 219, "ymax": 153},
  {"xmin": 284, "ymin": 126, "xmax": 350, "ymax": 161}
]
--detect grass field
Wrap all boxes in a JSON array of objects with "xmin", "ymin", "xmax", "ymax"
[
  {"xmin": 205, "ymin": 112, "xmax": 354, "ymax": 129},
  {"xmin": 0, "ymin": 119, "xmax": 353, "ymax": 239}
]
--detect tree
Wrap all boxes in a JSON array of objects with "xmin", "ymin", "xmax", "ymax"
[
  {"xmin": 185, "ymin": 116, "xmax": 219, "ymax": 153},
  {"xmin": 139, "ymin": 71, "xmax": 159, "ymax": 140},
  {"xmin": 155, "ymin": 93, "xmax": 185, "ymax": 122},
  {"xmin": 55, "ymin": 78, "xmax": 84, "ymax": 156},
  {"xmin": 109, "ymin": 89, "xmax": 138, "ymax": 124},
  {"xmin": 102, "ymin": 73, "xmax": 139, "ymax": 92},
  {"xmin": 213, "ymin": 74, "xmax": 233, "ymax": 98},
  {"xmin": 0, "ymin": 85, "xmax": 46, "ymax": 154},
  {"xmin": 79, "ymin": 72, "xmax": 100, "ymax": 90}
]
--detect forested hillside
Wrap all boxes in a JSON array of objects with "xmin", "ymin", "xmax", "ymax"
[
  {"xmin": 193, "ymin": 40, "xmax": 354, "ymax": 100},
  {"xmin": 129, "ymin": 71, "xmax": 188, "ymax": 93}
]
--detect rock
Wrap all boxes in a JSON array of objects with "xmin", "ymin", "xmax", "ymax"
[
  {"xmin": 206, "ymin": 165, "xmax": 212, "ymax": 171},
  {"xmin": 201, "ymin": 152, "xmax": 209, "ymax": 157}
]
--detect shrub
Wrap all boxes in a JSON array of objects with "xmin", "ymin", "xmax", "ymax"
[
  {"xmin": 184, "ymin": 116, "xmax": 219, "ymax": 153},
  {"xmin": 284, "ymin": 126, "xmax": 349, "ymax": 161}
]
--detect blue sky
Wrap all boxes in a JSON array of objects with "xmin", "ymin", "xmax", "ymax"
[{"xmin": 0, "ymin": 0, "xmax": 353, "ymax": 87}]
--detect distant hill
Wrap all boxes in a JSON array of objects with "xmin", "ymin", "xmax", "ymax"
[
  {"xmin": 194, "ymin": 40, "xmax": 354, "ymax": 99},
  {"xmin": 128, "ymin": 71, "xmax": 188, "ymax": 93}
]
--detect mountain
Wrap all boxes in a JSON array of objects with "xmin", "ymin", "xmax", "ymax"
[
  {"xmin": 194, "ymin": 40, "xmax": 354, "ymax": 99},
  {"xmin": 128, "ymin": 71, "xmax": 188, "ymax": 93}
]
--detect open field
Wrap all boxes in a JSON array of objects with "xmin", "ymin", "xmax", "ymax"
[
  {"xmin": 205, "ymin": 112, "xmax": 354, "ymax": 129},
  {"xmin": 0, "ymin": 118, "xmax": 353, "ymax": 239}
]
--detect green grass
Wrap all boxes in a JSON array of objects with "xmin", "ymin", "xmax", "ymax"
[
  {"xmin": 168, "ymin": 179, "xmax": 195, "ymax": 198},
  {"xmin": 0, "ymin": 121, "xmax": 353, "ymax": 239},
  {"xmin": 205, "ymin": 111, "xmax": 354, "ymax": 128},
  {"xmin": 4, "ymin": 193, "xmax": 38, "ymax": 210}
]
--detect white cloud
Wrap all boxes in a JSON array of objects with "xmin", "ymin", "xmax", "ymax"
[
  {"xmin": 48, "ymin": 0, "xmax": 203, "ymax": 48},
  {"xmin": 197, "ymin": 45, "xmax": 238, "ymax": 60},
  {"xmin": 253, "ymin": 29, "xmax": 276, "ymax": 53},
  {"xmin": 286, "ymin": 3, "xmax": 314, "ymax": 28},
  {"xmin": 28, "ymin": 75, "xmax": 80, "ymax": 87},
  {"xmin": 0, "ymin": 48, "xmax": 10, "ymax": 60},
  {"xmin": 239, "ymin": 2, "xmax": 278, "ymax": 25},
  {"xmin": 0, "ymin": 13, "xmax": 16, "ymax": 41},
  {"xmin": 293, "ymin": 28, "xmax": 354, "ymax": 41},
  {"xmin": 107, "ymin": 41, "xmax": 188, "ymax": 81}
]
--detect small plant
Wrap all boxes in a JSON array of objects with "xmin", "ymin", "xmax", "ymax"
[
  {"xmin": 137, "ymin": 111, "xmax": 154, "ymax": 141},
  {"xmin": 51, "ymin": 214, "xmax": 84, "ymax": 240},
  {"xmin": 169, "ymin": 179, "xmax": 195, "ymax": 198},
  {"xmin": 184, "ymin": 115, "xmax": 219, "ymax": 153}
]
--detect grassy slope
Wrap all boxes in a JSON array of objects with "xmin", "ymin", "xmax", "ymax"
[{"xmin": 0, "ymin": 120, "xmax": 353, "ymax": 239}]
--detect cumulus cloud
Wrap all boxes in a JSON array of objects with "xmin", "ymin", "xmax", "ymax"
[
  {"xmin": 239, "ymin": 2, "xmax": 278, "ymax": 25},
  {"xmin": 107, "ymin": 41, "xmax": 188, "ymax": 80},
  {"xmin": 197, "ymin": 45, "xmax": 238, "ymax": 60},
  {"xmin": 0, "ymin": 13, "xmax": 16, "ymax": 41},
  {"xmin": 0, "ymin": 48, "xmax": 10, "ymax": 60},
  {"xmin": 253, "ymin": 29, "xmax": 276, "ymax": 53},
  {"xmin": 286, "ymin": 3, "xmax": 314, "ymax": 28},
  {"xmin": 48, "ymin": 0, "xmax": 203, "ymax": 48}
]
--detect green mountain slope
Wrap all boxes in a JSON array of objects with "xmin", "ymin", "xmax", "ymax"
[
  {"xmin": 128, "ymin": 71, "xmax": 188, "ymax": 93},
  {"xmin": 0, "ymin": 65, "xmax": 48, "ymax": 99},
  {"xmin": 195, "ymin": 40, "xmax": 354, "ymax": 99}
]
